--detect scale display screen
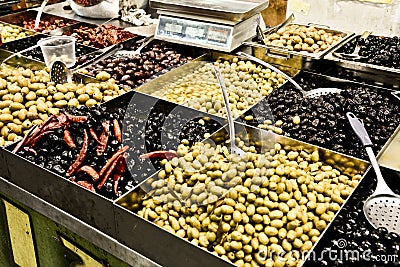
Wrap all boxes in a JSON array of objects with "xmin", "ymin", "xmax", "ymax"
[{"xmin": 156, "ymin": 15, "xmax": 233, "ymax": 50}]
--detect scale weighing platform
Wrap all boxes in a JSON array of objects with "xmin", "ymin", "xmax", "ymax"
[{"xmin": 150, "ymin": 0, "xmax": 269, "ymax": 52}]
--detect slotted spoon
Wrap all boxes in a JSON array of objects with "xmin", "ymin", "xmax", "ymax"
[
  {"xmin": 333, "ymin": 31, "xmax": 371, "ymax": 60},
  {"xmin": 213, "ymin": 66, "xmax": 245, "ymax": 157},
  {"xmin": 347, "ymin": 112, "xmax": 400, "ymax": 235},
  {"xmin": 50, "ymin": 42, "xmax": 124, "ymax": 84},
  {"xmin": 236, "ymin": 52, "xmax": 342, "ymax": 98}
]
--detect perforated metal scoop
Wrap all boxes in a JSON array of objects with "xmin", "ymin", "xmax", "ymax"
[
  {"xmin": 236, "ymin": 52, "xmax": 342, "ymax": 98},
  {"xmin": 347, "ymin": 112, "xmax": 400, "ymax": 235},
  {"xmin": 214, "ymin": 66, "xmax": 245, "ymax": 157},
  {"xmin": 50, "ymin": 42, "xmax": 124, "ymax": 84}
]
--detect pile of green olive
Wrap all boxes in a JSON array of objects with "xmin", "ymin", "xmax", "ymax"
[
  {"xmin": 0, "ymin": 22, "xmax": 35, "ymax": 43},
  {"xmin": 120, "ymin": 137, "xmax": 364, "ymax": 267},
  {"xmin": 151, "ymin": 58, "xmax": 286, "ymax": 119},
  {"xmin": 0, "ymin": 66, "xmax": 128, "ymax": 146},
  {"xmin": 263, "ymin": 25, "xmax": 344, "ymax": 53}
]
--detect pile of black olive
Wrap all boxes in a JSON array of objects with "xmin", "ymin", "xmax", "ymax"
[
  {"xmin": 78, "ymin": 40, "xmax": 201, "ymax": 89},
  {"xmin": 1, "ymin": 34, "xmax": 97, "ymax": 62},
  {"xmin": 10, "ymin": 93, "xmax": 223, "ymax": 199},
  {"xmin": 242, "ymin": 72, "xmax": 400, "ymax": 160},
  {"xmin": 304, "ymin": 167, "xmax": 400, "ymax": 266},
  {"xmin": 336, "ymin": 35, "xmax": 400, "ymax": 69}
]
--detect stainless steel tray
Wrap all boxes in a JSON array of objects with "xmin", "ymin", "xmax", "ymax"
[
  {"xmin": 324, "ymin": 34, "xmax": 400, "ymax": 87},
  {"xmin": 242, "ymin": 23, "xmax": 354, "ymax": 68},
  {"xmin": 114, "ymin": 122, "xmax": 369, "ymax": 267},
  {"xmin": 150, "ymin": 0, "xmax": 269, "ymax": 22},
  {"xmin": 239, "ymin": 70, "xmax": 400, "ymax": 161},
  {"xmin": 136, "ymin": 51, "xmax": 299, "ymax": 119}
]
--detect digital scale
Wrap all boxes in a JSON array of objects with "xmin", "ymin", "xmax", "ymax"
[{"xmin": 150, "ymin": 0, "xmax": 269, "ymax": 52}]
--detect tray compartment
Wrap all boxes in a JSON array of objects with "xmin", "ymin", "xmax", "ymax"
[
  {"xmin": 115, "ymin": 123, "xmax": 368, "ymax": 267},
  {"xmin": 303, "ymin": 166, "xmax": 400, "ymax": 266},
  {"xmin": 136, "ymin": 51, "xmax": 297, "ymax": 119},
  {"xmin": 239, "ymin": 71, "xmax": 400, "ymax": 160},
  {"xmin": 0, "ymin": 10, "xmax": 80, "ymax": 32}
]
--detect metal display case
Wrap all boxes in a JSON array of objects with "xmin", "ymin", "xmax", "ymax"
[{"xmin": 0, "ymin": 5, "xmax": 398, "ymax": 267}]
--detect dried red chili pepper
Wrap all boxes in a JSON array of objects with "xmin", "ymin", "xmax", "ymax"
[
  {"xmin": 76, "ymin": 181, "xmax": 96, "ymax": 192},
  {"xmin": 13, "ymin": 125, "xmax": 38, "ymax": 153},
  {"xmin": 96, "ymin": 146, "xmax": 129, "ymax": 189},
  {"xmin": 77, "ymin": 165, "xmax": 99, "ymax": 182},
  {"xmin": 96, "ymin": 120, "xmax": 110, "ymax": 156},
  {"xmin": 89, "ymin": 128, "xmax": 100, "ymax": 143},
  {"xmin": 98, "ymin": 145, "xmax": 129, "ymax": 178},
  {"xmin": 66, "ymin": 129, "xmax": 89, "ymax": 177},
  {"xmin": 64, "ymin": 129, "xmax": 76, "ymax": 148},
  {"xmin": 113, "ymin": 119, "xmax": 122, "ymax": 143},
  {"xmin": 96, "ymin": 153, "xmax": 123, "ymax": 190},
  {"xmin": 139, "ymin": 151, "xmax": 179, "ymax": 161},
  {"xmin": 29, "ymin": 129, "xmax": 57, "ymax": 147},
  {"xmin": 65, "ymin": 112, "xmax": 88, "ymax": 123},
  {"xmin": 113, "ymin": 153, "xmax": 127, "ymax": 195},
  {"xmin": 23, "ymin": 147, "xmax": 37, "ymax": 155}
]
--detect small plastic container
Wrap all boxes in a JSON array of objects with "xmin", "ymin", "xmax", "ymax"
[{"xmin": 38, "ymin": 36, "xmax": 76, "ymax": 68}]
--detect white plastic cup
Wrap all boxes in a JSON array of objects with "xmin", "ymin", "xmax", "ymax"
[{"xmin": 38, "ymin": 36, "xmax": 76, "ymax": 68}]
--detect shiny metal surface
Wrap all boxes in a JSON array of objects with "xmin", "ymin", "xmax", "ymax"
[
  {"xmin": 378, "ymin": 125, "xmax": 400, "ymax": 172},
  {"xmin": 0, "ymin": 177, "xmax": 160, "ymax": 267},
  {"xmin": 150, "ymin": 0, "xmax": 269, "ymax": 22}
]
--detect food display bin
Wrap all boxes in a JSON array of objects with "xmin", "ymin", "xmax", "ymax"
[
  {"xmin": 242, "ymin": 23, "xmax": 354, "ymax": 70},
  {"xmin": 0, "ymin": 3, "xmax": 398, "ymax": 267}
]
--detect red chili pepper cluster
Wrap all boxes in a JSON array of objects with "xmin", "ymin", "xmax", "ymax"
[{"xmin": 14, "ymin": 111, "xmax": 128, "ymax": 195}]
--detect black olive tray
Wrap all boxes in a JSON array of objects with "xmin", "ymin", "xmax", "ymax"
[
  {"xmin": 0, "ymin": 90, "xmax": 226, "ymax": 238},
  {"xmin": 0, "ymin": 10, "xmax": 80, "ymax": 32},
  {"xmin": 239, "ymin": 71, "xmax": 400, "ymax": 161},
  {"xmin": 303, "ymin": 166, "xmax": 400, "ymax": 267},
  {"xmin": 113, "ymin": 122, "xmax": 368, "ymax": 267},
  {"xmin": 0, "ymin": 33, "xmax": 99, "ymax": 63},
  {"xmin": 324, "ymin": 34, "xmax": 400, "ymax": 88}
]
